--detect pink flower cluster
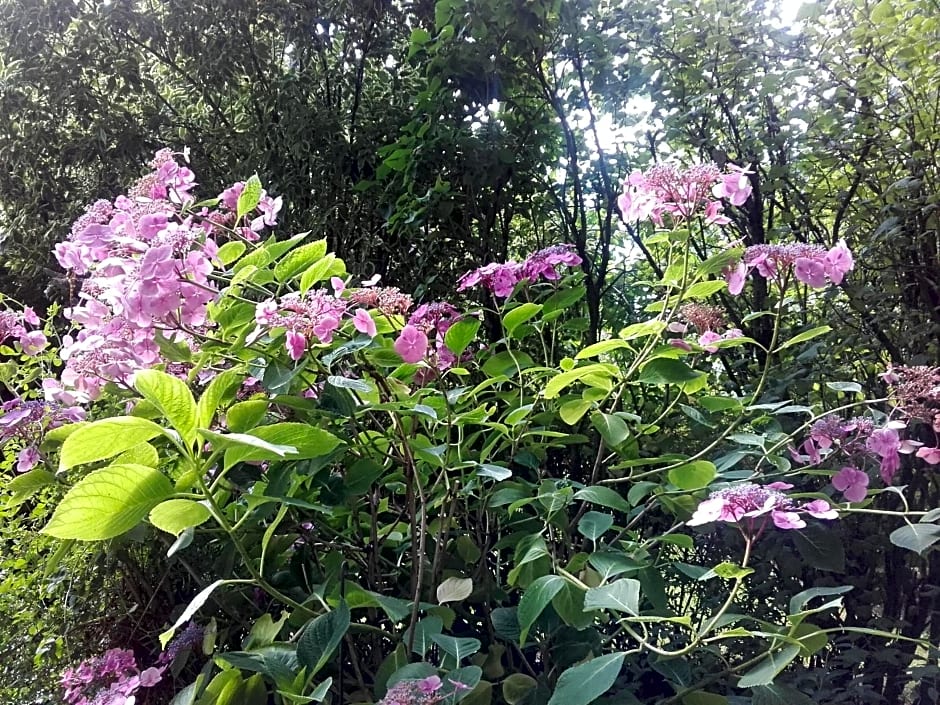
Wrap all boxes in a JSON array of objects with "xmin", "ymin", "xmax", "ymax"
[
  {"xmin": 457, "ymin": 244, "xmax": 582, "ymax": 298},
  {"xmin": 724, "ymin": 241, "xmax": 854, "ymax": 295},
  {"xmin": 255, "ymin": 290, "xmax": 360, "ymax": 361},
  {"xmin": 669, "ymin": 304, "xmax": 743, "ymax": 353},
  {"xmin": 791, "ymin": 413, "xmax": 935, "ymax": 499},
  {"xmin": 61, "ymin": 648, "xmax": 163, "ymax": 705},
  {"xmin": 0, "ymin": 397, "xmax": 85, "ymax": 472},
  {"xmin": 379, "ymin": 677, "xmax": 444, "ymax": 705},
  {"xmin": 51, "ymin": 150, "xmax": 289, "ymax": 400},
  {"xmin": 618, "ymin": 162, "xmax": 752, "ymax": 226},
  {"xmin": 407, "ymin": 302, "xmax": 464, "ymax": 370},
  {"xmin": 218, "ymin": 180, "xmax": 283, "ymax": 241},
  {"xmin": 688, "ymin": 482, "xmax": 837, "ymax": 534},
  {"xmin": 0, "ymin": 305, "xmax": 48, "ymax": 356}
]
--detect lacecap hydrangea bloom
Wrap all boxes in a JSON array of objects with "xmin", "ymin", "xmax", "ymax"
[
  {"xmin": 457, "ymin": 244, "xmax": 582, "ymax": 298},
  {"xmin": 724, "ymin": 241, "xmax": 854, "ymax": 295},
  {"xmin": 618, "ymin": 162, "xmax": 753, "ymax": 226},
  {"xmin": 688, "ymin": 482, "xmax": 838, "ymax": 534}
]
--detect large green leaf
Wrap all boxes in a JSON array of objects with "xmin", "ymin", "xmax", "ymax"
[
  {"xmin": 197, "ymin": 368, "xmax": 244, "ymax": 429},
  {"xmin": 274, "ymin": 239, "xmax": 327, "ymax": 282},
  {"xmin": 223, "ymin": 423, "xmax": 341, "ymax": 469},
  {"xmin": 583, "ymin": 578, "xmax": 641, "ymax": 615},
  {"xmin": 517, "ymin": 575, "xmax": 566, "ymax": 643},
  {"xmin": 637, "ymin": 358, "xmax": 703, "ymax": 385},
  {"xmin": 737, "ymin": 645, "xmax": 801, "ymax": 688},
  {"xmin": 573, "ymin": 486, "xmax": 631, "ymax": 513},
  {"xmin": 149, "ymin": 499, "xmax": 212, "ymax": 536},
  {"xmin": 43, "ymin": 463, "xmax": 173, "ymax": 540},
  {"xmin": 59, "ymin": 416, "xmax": 167, "ymax": 471},
  {"xmin": 444, "ymin": 317, "xmax": 481, "ymax": 356},
  {"xmin": 429, "ymin": 634, "xmax": 482, "ymax": 664},
  {"xmin": 547, "ymin": 652, "xmax": 625, "ymax": 705},
  {"xmin": 297, "ymin": 602, "xmax": 351, "ymax": 676},
  {"xmin": 888, "ymin": 523, "xmax": 940, "ymax": 555},
  {"xmin": 667, "ymin": 461, "xmax": 716, "ymax": 490},
  {"xmin": 134, "ymin": 369, "xmax": 199, "ymax": 447}
]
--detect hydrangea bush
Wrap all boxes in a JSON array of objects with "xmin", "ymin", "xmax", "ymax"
[{"xmin": 2, "ymin": 152, "xmax": 938, "ymax": 704}]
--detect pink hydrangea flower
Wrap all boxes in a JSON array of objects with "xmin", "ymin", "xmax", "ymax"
[
  {"xmin": 916, "ymin": 447, "xmax": 940, "ymax": 464},
  {"xmin": 832, "ymin": 466, "xmax": 869, "ymax": 502},
  {"xmin": 866, "ymin": 427, "xmax": 901, "ymax": 483},
  {"xmin": 687, "ymin": 482, "xmax": 838, "ymax": 537},
  {"xmin": 352, "ymin": 309, "xmax": 377, "ymax": 337},
  {"xmin": 394, "ymin": 325, "xmax": 428, "ymax": 364}
]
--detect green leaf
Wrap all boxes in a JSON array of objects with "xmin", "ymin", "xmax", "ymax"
[
  {"xmin": 578, "ymin": 511, "xmax": 614, "ymax": 542},
  {"xmin": 825, "ymin": 381, "xmax": 862, "ymax": 394},
  {"xmin": 619, "ymin": 319, "xmax": 667, "ymax": 340},
  {"xmin": 583, "ymin": 579, "xmax": 641, "ymax": 615},
  {"xmin": 751, "ymin": 684, "xmax": 815, "ymax": 705},
  {"xmin": 575, "ymin": 339, "xmax": 631, "ymax": 359},
  {"xmin": 547, "ymin": 652, "xmax": 625, "ymax": 705},
  {"xmin": 216, "ymin": 241, "xmax": 246, "ymax": 266},
  {"xmin": 559, "ymin": 399, "xmax": 592, "ymax": 425},
  {"xmin": 437, "ymin": 577, "xmax": 473, "ymax": 604},
  {"xmin": 299, "ymin": 253, "xmax": 338, "ymax": 293},
  {"xmin": 444, "ymin": 318, "xmax": 480, "ymax": 356},
  {"xmin": 503, "ymin": 303, "xmax": 542, "ymax": 334},
  {"xmin": 517, "ymin": 575, "xmax": 566, "ymax": 643},
  {"xmin": 638, "ymin": 358, "xmax": 704, "ymax": 385},
  {"xmin": 792, "ymin": 524, "xmax": 845, "ymax": 572},
  {"xmin": 226, "ymin": 399, "xmax": 269, "ymax": 433},
  {"xmin": 220, "ymin": 645, "xmax": 299, "ymax": 690},
  {"xmin": 573, "ymin": 486, "xmax": 631, "ymax": 513},
  {"xmin": 712, "ymin": 562, "xmax": 754, "ymax": 580},
  {"xmin": 237, "ymin": 174, "xmax": 263, "ymax": 220},
  {"xmin": 134, "ymin": 369, "xmax": 199, "ymax": 447},
  {"xmin": 591, "ymin": 412, "xmax": 630, "ymax": 448},
  {"xmin": 59, "ymin": 417, "xmax": 167, "ymax": 471},
  {"xmin": 297, "ymin": 602, "xmax": 351, "ymax": 676},
  {"xmin": 223, "ymin": 423, "xmax": 341, "ymax": 469},
  {"xmin": 737, "ymin": 644, "xmax": 801, "ymax": 688},
  {"xmin": 429, "ymin": 634, "xmax": 481, "ymax": 663},
  {"xmin": 404, "ymin": 616, "xmax": 443, "ymax": 657},
  {"xmin": 888, "ymin": 523, "xmax": 940, "ymax": 555},
  {"xmin": 773, "ymin": 325, "xmax": 831, "ymax": 353},
  {"xmin": 6, "ymin": 468, "xmax": 55, "ymax": 505},
  {"xmin": 788, "ymin": 585, "xmax": 854, "ymax": 615},
  {"xmin": 482, "ymin": 350, "xmax": 535, "ymax": 378},
  {"xmin": 683, "ymin": 280, "xmax": 726, "ymax": 299},
  {"xmin": 441, "ymin": 666, "xmax": 483, "ymax": 702},
  {"xmin": 667, "ymin": 461, "xmax": 716, "ymax": 490},
  {"xmin": 160, "ymin": 580, "xmax": 226, "ymax": 647},
  {"xmin": 113, "ymin": 442, "xmax": 160, "ymax": 468},
  {"xmin": 543, "ymin": 363, "xmax": 618, "ymax": 399},
  {"xmin": 149, "ymin": 499, "xmax": 211, "ymax": 536},
  {"xmin": 503, "ymin": 674, "xmax": 538, "ymax": 705},
  {"xmin": 274, "ymin": 239, "xmax": 327, "ymax": 282},
  {"xmin": 43, "ymin": 464, "xmax": 173, "ymax": 540},
  {"xmin": 197, "ymin": 368, "xmax": 244, "ymax": 429}
]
